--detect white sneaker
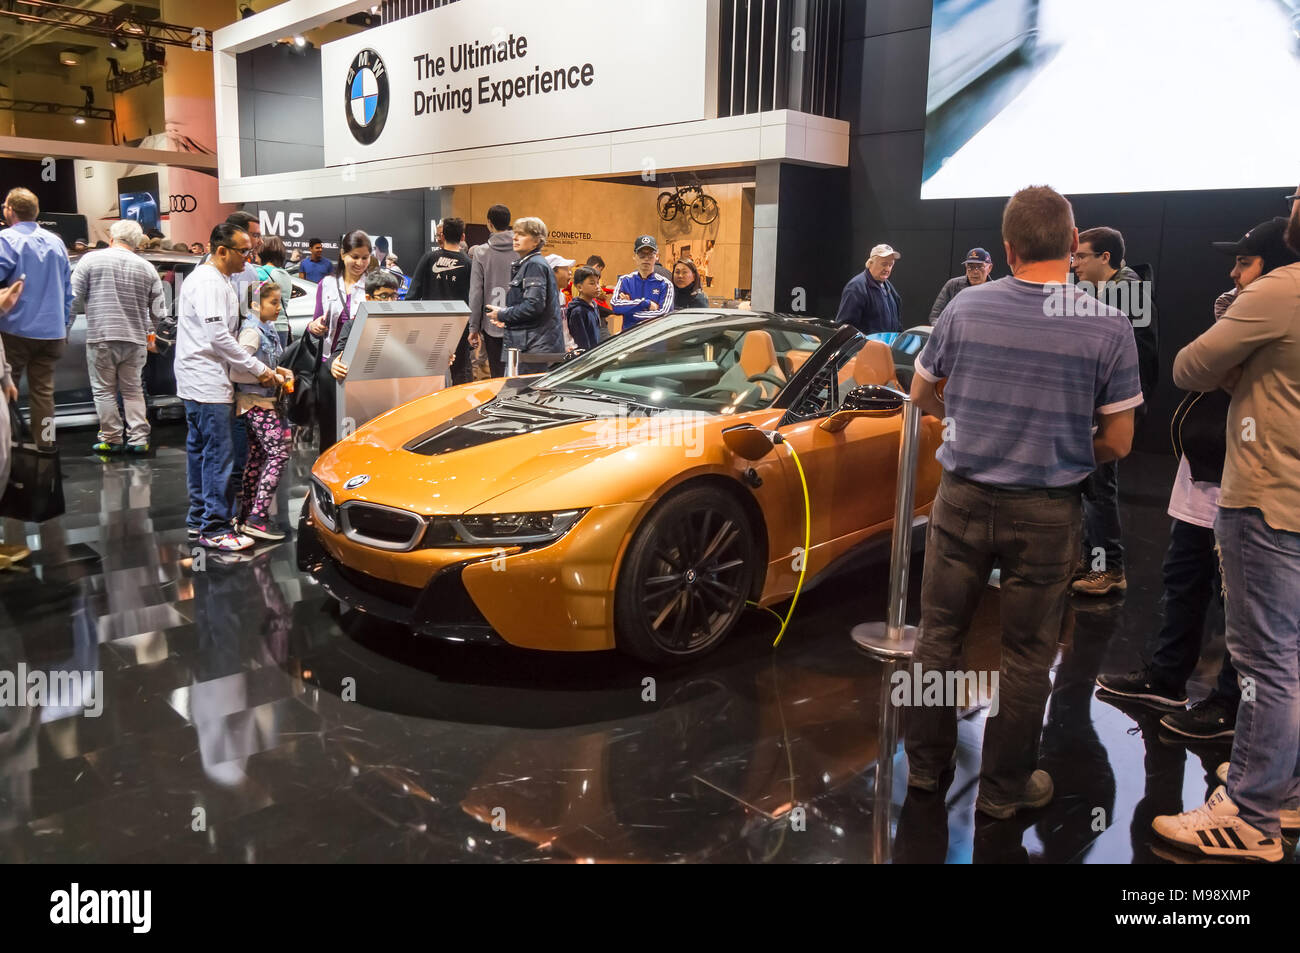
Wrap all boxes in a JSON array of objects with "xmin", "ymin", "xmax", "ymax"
[
  {"xmin": 1214, "ymin": 763, "xmax": 1300, "ymax": 832},
  {"xmin": 1152, "ymin": 786, "xmax": 1284, "ymax": 862},
  {"xmin": 198, "ymin": 532, "xmax": 255, "ymax": 552}
]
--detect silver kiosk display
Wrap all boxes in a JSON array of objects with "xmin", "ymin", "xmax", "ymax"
[{"xmin": 336, "ymin": 300, "xmax": 470, "ymax": 437}]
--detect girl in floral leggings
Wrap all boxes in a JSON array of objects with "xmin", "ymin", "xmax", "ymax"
[{"xmin": 233, "ymin": 284, "xmax": 292, "ymax": 542}]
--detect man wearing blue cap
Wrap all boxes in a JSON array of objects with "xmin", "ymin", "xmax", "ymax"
[{"xmin": 928, "ymin": 247, "xmax": 993, "ymax": 323}]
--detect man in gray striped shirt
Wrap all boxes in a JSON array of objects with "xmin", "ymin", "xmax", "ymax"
[{"xmin": 70, "ymin": 220, "xmax": 165, "ymax": 454}]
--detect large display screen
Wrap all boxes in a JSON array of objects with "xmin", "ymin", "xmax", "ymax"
[
  {"xmin": 921, "ymin": 0, "xmax": 1300, "ymax": 199},
  {"xmin": 117, "ymin": 172, "xmax": 161, "ymax": 232}
]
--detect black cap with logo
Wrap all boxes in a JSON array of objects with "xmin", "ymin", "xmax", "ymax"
[
  {"xmin": 963, "ymin": 247, "xmax": 992, "ymax": 265},
  {"xmin": 633, "ymin": 235, "xmax": 658, "ymax": 254},
  {"xmin": 1213, "ymin": 217, "xmax": 1300, "ymax": 274}
]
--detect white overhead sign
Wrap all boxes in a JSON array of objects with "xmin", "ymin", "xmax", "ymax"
[{"xmin": 321, "ymin": 0, "xmax": 710, "ymax": 167}]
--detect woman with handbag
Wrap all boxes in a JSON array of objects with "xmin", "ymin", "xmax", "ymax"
[{"xmin": 306, "ymin": 230, "xmax": 370, "ymax": 450}]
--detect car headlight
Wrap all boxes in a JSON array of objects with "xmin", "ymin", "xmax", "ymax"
[
  {"xmin": 310, "ymin": 478, "xmax": 339, "ymax": 531},
  {"xmin": 421, "ymin": 510, "xmax": 587, "ymax": 548}
]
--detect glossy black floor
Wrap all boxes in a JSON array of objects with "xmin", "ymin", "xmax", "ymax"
[{"xmin": 0, "ymin": 424, "xmax": 1284, "ymax": 864}]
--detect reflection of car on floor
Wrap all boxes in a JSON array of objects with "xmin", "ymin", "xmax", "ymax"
[
  {"xmin": 28, "ymin": 251, "xmax": 318, "ymax": 427},
  {"xmin": 927, "ymin": 0, "xmax": 1040, "ymax": 113},
  {"xmin": 299, "ymin": 311, "xmax": 944, "ymax": 663}
]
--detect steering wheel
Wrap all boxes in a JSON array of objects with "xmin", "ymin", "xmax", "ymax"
[
  {"xmin": 746, "ymin": 372, "xmax": 786, "ymax": 390},
  {"xmin": 693, "ymin": 385, "xmax": 744, "ymax": 401},
  {"xmin": 693, "ymin": 373, "xmax": 784, "ymax": 405}
]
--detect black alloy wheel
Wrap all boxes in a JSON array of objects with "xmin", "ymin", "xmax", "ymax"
[{"xmin": 615, "ymin": 486, "xmax": 756, "ymax": 664}]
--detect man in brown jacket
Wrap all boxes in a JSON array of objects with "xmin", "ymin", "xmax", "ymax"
[{"xmin": 1153, "ymin": 184, "xmax": 1300, "ymax": 862}]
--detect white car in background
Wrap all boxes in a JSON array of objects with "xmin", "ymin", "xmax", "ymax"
[{"xmin": 23, "ymin": 251, "xmax": 318, "ymax": 427}]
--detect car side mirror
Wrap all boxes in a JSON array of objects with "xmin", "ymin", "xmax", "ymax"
[
  {"xmin": 820, "ymin": 384, "xmax": 907, "ymax": 433},
  {"xmin": 722, "ymin": 424, "xmax": 776, "ymax": 461}
]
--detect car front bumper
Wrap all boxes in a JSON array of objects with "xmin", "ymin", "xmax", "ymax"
[
  {"xmin": 296, "ymin": 499, "xmax": 647, "ymax": 652},
  {"xmin": 296, "ymin": 509, "xmax": 504, "ymax": 645}
]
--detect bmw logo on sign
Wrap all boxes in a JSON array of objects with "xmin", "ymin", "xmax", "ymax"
[
  {"xmin": 344, "ymin": 475, "xmax": 371, "ymax": 490},
  {"xmin": 345, "ymin": 49, "xmax": 388, "ymax": 145}
]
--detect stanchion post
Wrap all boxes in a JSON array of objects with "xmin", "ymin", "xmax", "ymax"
[
  {"xmin": 852, "ymin": 397, "xmax": 924, "ymax": 659},
  {"xmin": 505, "ymin": 347, "xmax": 520, "ymax": 377}
]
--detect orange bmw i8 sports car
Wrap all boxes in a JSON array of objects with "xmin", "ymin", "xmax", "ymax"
[{"xmin": 298, "ymin": 311, "xmax": 943, "ymax": 663}]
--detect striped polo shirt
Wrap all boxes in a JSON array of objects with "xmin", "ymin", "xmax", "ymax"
[
  {"xmin": 70, "ymin": 246, "xmax": 166, "ymax": 346},
  {"xmin": 915, "ymin": 276, "xmax": 1143, "ymax": 487}
]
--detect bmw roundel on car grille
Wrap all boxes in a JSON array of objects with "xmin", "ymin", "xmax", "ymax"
[
  {"xmin": 344, "ymin": 474, "xmax": 371, "ymax": 490},
  {"xmin": 345, "ymin": 49, "xmax": 388, "ymax": 145}
]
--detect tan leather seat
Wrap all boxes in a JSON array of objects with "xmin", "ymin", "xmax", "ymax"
[
  {"xmin": 786, "ymin": 349, "xmax": 815, "ymax": 375},
  {"xmin": 838, "ymin": 339, "xmax": 899, "ymax": 391},
  {"xmin": 738, "ymin": 330, "xmax": 784, "ymax": 381}
]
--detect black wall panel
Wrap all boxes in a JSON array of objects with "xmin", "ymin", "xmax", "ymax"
[{"xmin": 0, "ymin": 158, "xmax": 78, "ymax": 214}]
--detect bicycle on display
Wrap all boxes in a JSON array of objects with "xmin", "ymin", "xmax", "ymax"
[{"xmin": 657, "ymin": 178, "xmax": 720, "ymax": 226}]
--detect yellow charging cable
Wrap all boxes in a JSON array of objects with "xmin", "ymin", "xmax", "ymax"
[{"xmin": 746, "ymin": 437, "xmax": 812, "ymax": 648}]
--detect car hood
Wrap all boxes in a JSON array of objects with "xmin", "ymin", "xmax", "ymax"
[{"xmin": 312, "ymin": 381, "xmax": 778, "ymax": 515}]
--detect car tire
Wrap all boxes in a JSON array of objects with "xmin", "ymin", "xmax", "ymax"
[{"xmin": 614, "ymin": 486, "xmax": 757, "ymax": 665}]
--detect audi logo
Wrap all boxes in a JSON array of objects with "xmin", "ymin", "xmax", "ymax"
[{"xmin": 168, "ymin": 195, "xmax": 197, "ymax": 213}]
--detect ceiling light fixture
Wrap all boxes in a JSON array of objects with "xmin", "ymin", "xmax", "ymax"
[{"xmin": 59, "ymin": 49, "xmax": 80, "ymax": 67}]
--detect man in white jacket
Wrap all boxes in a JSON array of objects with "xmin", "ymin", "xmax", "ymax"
[{"xmin": 176, "ymin": 223, "xmax": 283, "ymax": 552}]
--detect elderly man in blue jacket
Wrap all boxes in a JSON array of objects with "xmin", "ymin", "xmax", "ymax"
[{"xmin": 836, "ymin": 243, "xmax": 902, "ymax": 334}]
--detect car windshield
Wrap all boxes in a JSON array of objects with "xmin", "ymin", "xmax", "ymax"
[
  {"xmin": 531, "ymin": 312, "xmax": 835, "ymax": 414},
  {"xmin": 866, "ymin": 328, "xmax": 930, "ymax": 361}
]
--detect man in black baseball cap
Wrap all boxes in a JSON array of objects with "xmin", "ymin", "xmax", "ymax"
[
  {"xmin": 1212, "ymin": 217, "xmax": 1299, "ymax": 290},
  {"xmin": 610, "ymin": 235, "xmax": 674, "ymax": 332},
  {"xmin": 1095, "ymin": 216, "xmax": 1299, "ymax": 737},
  {"xmin": 928, "ymin": 247, "xmax": 994, "ymax": 323}
]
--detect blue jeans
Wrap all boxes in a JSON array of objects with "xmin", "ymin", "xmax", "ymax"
[
  {"xmin": 184, "ymin": 399, "xmax": 235, "ymax": 538},
  {"xmin": 1082, "ymin": 460, "xmax": 1123, "ymax": 572},
  {"xmin": 1216, "ymin": 506, "xmax": 1300, "ymax": 837},
  {"xmin": 228, "ymin": 410, "xmax": 248, "ymax": 515},
  {"xmin": 1148, "ymin": 518, "xmax": 1239, "ymax": 700}
]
